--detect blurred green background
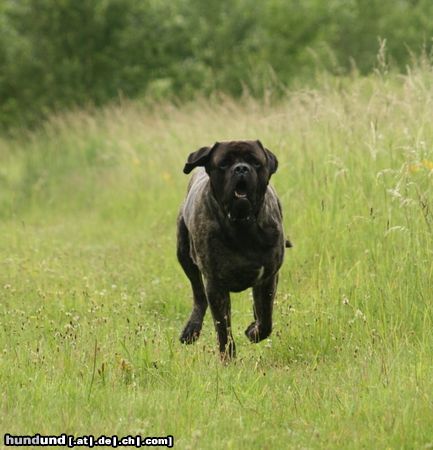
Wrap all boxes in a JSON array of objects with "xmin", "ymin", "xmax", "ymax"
[{"xmin": 1, "ymin": 0, "xmax": 433, "ymax": 130}]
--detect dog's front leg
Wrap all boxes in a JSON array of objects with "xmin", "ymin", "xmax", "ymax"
[
  {"xmin": 206, "ymin": 282, "xmax": 236, "ymax": 360},
  {"xmin": 245, "ymin": 274, "xmax": 278, "ymax": 343}
]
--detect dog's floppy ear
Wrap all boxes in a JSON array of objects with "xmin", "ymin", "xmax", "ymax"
[
  {"xmin": 183, "ymin": 142, "xmax": 219, "ymax": 174},
  {"xmin": 257, "ymin": 140, "xmax": 278, "ymax": 175}
]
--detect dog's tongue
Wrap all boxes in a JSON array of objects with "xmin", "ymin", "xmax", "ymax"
[{"xmin": 229, "ymin": 198, "xmax": 252, "ymax": 221}]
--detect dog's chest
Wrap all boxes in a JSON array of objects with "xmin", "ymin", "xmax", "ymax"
[
  {"xmin": 220, "ymin": 257, "xmax": 266, "ymax": 291},
  {"xmin": 193, "ymin": 238, "xmax": 274, "ymax": 291}
]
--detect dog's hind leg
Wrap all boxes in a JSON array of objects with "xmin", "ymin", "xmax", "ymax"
[
  {"xmin": 245, "ymin": 274, "xmax": 278, "ymax": 343},
  {"xmin": 177, "ymin": 216, "xmax": 208, "ymax": 344}
]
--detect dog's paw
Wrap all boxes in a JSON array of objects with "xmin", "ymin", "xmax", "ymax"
[
  {"xmin": 179, "ymin": 321, "xmax": 202, "ymax": 344},
  {"xmin": 245, "ymin": 322, "xmax": 271, "ymax": 343},
  {"xmin": 220, "ymin": 341, "xmax": 236, "ymax": 362}
]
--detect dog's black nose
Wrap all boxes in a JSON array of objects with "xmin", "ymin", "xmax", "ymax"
[{"xmin": 233, "ymin": 163, "xmax": 250, "ymax": 175}]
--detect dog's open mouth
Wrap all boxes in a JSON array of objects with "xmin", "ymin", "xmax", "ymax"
[
  {"xmin": 234, "ymin": 179, "xmax": 248, "ymax": 199},
  {"xmin": 228, "ymin": 178, "xmax": 254, "ymax": 223}
]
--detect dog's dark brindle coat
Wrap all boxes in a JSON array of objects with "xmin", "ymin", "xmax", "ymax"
[{"xmin": 177, "ymin": 140, "xmax": 289, "ymax": 358}]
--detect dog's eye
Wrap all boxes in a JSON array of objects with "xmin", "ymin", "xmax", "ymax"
[
  {"xmin": 250, "ymin": 159, "xmax": 261, "ymax": 169},
  {"xmin": 218, "ymin": 160, "xmax": 229, "ymax": 170}
]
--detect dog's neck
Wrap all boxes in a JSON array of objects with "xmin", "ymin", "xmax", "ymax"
[{"xmin": 227, "ymin": 211, "xmax": 255, "ymax": 225}]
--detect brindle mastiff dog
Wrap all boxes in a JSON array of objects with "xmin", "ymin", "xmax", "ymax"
[{"xmin": 177, "ymin": 140, "xmax": 290, "ymax": 359}]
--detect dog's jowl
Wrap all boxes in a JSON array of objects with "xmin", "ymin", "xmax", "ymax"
[{"xmin": 177, "ymin": 140, "xmax": 289, "ymax": 359}]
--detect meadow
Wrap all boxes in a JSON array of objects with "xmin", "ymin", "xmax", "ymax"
[{"xmin": 1, "ymin": 66, "xmax": 433, "ymax": 449}]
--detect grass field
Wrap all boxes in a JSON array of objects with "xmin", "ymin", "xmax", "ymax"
[{"xmin": 1, "ymin": 67, "xmax": 433, "ymax": 449}]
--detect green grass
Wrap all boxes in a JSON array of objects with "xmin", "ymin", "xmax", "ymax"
[{"xmin": 1, "ymin": 68, "xmax": 433, "ymax": 449}]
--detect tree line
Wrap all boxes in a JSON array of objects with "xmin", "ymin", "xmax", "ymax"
[{"xmin": 1, "ymin": 0, "xmax": 433, "ymax": 129}]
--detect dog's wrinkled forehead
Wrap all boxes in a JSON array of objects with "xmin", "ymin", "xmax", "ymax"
[{"xmin": 211, "ymin": 140, "xmax": 267, "ymax": 166}]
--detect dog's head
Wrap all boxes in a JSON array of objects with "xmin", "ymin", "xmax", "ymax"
[{"xmin": 183, "ymin": 140, "xmax": 278, "ymax": 224}]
